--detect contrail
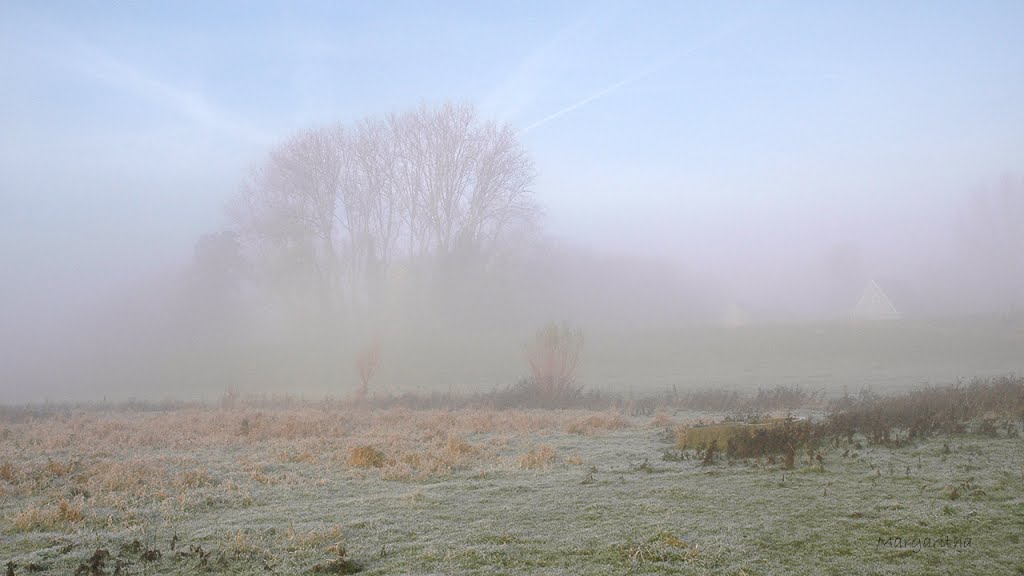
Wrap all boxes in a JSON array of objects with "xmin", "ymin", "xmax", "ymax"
[
  {"xmin": 521, "ymin": 62, "xmax": 663, "ymax": 134},
  {"xmin": 521, "ymin": 15, "xmax": 750, "ymax": 135}
]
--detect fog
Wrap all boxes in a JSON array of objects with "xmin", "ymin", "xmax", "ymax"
[{"xmin": 3, "ymin": 2, "xmax": 1023, "ymax": 403}]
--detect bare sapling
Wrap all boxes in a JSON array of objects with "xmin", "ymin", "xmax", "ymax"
[{"xmin": 355, "ymin": 341, "xmax": 381, "ymax": 403}]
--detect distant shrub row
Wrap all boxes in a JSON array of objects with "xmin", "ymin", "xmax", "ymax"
[{"xmin": 675, "ymin": 375, "xmax": 1024, "ymax": 465}]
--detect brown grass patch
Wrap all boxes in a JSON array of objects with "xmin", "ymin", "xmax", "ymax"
[
  {"xmin": 174, "ymin": 467, "xmax": 214, "ymax": 489},
  {"xmin": 85, "ymin": 460, "xmax": 168, "ymax": 494},
  {"xmin": 518, "ymin": 445, "xmax": 557, "ymax": 470},
  {"xmin": 565, "ymin": 412, "xmax": 630, "ymax": 435},
  {"xmin": 274, "ymin": 446, "xmax": 320, "ymax": 464},
  {"xmin": 0, "ymin": 461, "xmax": 18, "ymax": 483},
  {"xmin": 11, "ymin": 496, "xmax": 85, "ymax": 532},
  {"xmin": 285, "ymin": 523, "xmax": 345, "ymax": 552},
  {"xmin": 346, "ymin": 445, "xmax": 387, "ymax": 469},
  {"xmin": 45, "ymin": 458, "xmax": 76, "ymax": 478},
  {"xmin": 650, "ymin": 413, "xmax": 674, "ymax": 428}
]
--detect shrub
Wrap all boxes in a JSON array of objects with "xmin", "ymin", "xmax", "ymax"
[
  {"xmin": 523, "ymin": 321, "xmax": 584, "ymax": 407},
  {"xmin": 823, "ymin": 376, "xmax": 1024, "ymax": 445}
]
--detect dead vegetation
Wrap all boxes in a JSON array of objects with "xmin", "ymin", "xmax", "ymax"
[
  {"xmin": 565, "ymin": 412, "xmax": 630, "ymax": 435},
  {"xmin": 675, "ymin": 376, "xmax": 1024, "ymax": 465},
  {"xmin": 824, "ymin": 375, "xmax": 1024, "ymax": 444},
  {"xmin": 346, "ymin": 445, "xmax": 387, "ymax": 469},
  {"xmin": 12, "ymin": 496, "xmax": 85, "ymax": 532},
  {"xmin": 518, "ymin": 445, "xmax": 557, "ymax": 470},
  {"xmin": 1, "ymin": 377, "xmax": 1022, "ymax": 574}
]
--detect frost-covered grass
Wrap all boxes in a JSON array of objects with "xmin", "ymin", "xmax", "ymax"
[{"xmin": 1, "ymin": 407, "xmax": 1022, "ymax": 575}]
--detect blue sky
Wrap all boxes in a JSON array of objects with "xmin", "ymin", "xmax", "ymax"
[{"xmin": 2, "ymin": 1, "xmax": 1023, "ymax": 307}]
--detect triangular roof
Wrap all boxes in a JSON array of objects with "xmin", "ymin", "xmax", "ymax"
[{"xmin": 852, "ymin": 280, "xmax": 900, "ymax": 319}]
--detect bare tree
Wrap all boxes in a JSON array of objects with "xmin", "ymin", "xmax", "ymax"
[
  {"xmin": 232, "ymin": 126, "xmax": 345, "ymax": 315},
  {"xmin": 399, "ymin": 102, "xmax": 539, "ymax": 262},
  {"xmin": 231, "ymin": 102, "xmax": 539, "ymax": 325},
  {"xmin": 354, "ymin": 340, "xmax": 380, "ymax": 403}
]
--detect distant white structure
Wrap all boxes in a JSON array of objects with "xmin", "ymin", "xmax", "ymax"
[{"xmin": 851, "ymin": 280, "xmax": 900, "ymax": 320}]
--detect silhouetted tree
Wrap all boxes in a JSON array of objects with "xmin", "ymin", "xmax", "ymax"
[
  {"xmin": 231, "ymin": 102, "xmax": 539, "ymax": 325},
  {"xmin": 185, "ymin": 230, "xmax": 248, "ymax": 329}
]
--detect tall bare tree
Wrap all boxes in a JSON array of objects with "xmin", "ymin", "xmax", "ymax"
[
  {"xmin": 231, "ymin": 102, "xmax": 539, "ymax": 324},
  {"xmin": 233, "ymin": 126, "xmax": 346, "ymax": 316}
]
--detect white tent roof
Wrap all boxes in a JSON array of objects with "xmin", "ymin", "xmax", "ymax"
[{"xmin": 852, "ymin": 280, "xmax": 900, "ymax": 319}]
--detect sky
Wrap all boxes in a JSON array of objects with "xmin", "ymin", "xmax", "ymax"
[{"xmin": 2, "ymin": 0, "xmax": 1023, "ymax": 321}]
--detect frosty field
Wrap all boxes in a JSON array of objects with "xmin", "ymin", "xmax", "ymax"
[{"xmin": 2, "ymin": 406, "xmax": 1022, "ymax": 575}]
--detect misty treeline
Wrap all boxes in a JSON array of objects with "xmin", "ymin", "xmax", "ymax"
[
  {"xmin": 182, "ymin": 103, "xmax": 705, "ymax": 355},
  {"xmin": 6, "ymin": 100, "xmax": 1023, "ymax": 402}
]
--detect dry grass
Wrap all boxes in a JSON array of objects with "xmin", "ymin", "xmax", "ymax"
[
  {"xmin": 565, "ymin": 411, "xmax": 630, "ymax": 435},
  {"xmin": 346, "ymin": 445, "xmax": 387, "ymax": 469},
  {"xmin": 518, "ymin": 445, "xmax": 557, "ymax": 470},
  {"xmin": 11, "ymin": 496, "xmax": 85, "ymax": 532},
  {"xmin": 0, "ymin": 461, "xmax": 18, "ymax": 483},
  {"xmin": 676, "ymin": 418, "xmax": 803, "ymax": 453},
  {"xmin": 174, "ymin": 467, "xmax": 215, "ymax": 489},
  {"xmin": 285, "ymin": 523, "xmax": 345, "ymax": 552},
  {"xmin": 0, "ymin": 406, "xmax": 612, "ymax": 535}
]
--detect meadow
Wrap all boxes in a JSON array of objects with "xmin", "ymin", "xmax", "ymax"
[{"xmin": 3, "ymin": 376, "xmax": 1023, "ymax": 575}]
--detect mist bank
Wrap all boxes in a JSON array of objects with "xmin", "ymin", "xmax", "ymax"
[
  {"xmin": 2, "ymin": 100, "xmax": 1021, "ymax": 404},
  {"xmin": 3, "ymin": 232, "xmax": 1024, "ymax": 404}
]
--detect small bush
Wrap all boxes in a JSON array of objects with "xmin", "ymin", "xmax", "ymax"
[{"xmin": 522, "ymin": 321, "xmax": 584, "ymax": 407}]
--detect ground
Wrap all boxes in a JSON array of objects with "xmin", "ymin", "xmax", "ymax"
[{"xmin": 2, "ymin": 407, "xmax": 1022, "ymax": 575}]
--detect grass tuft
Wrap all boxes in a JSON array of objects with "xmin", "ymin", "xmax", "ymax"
[
  {"xmin": 518, "ymin": 445, "xmax": 557, "ymax": 470},
  {"xmin": 347, "ymin": 446, "xmax": 387, "ymax": 469}
]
